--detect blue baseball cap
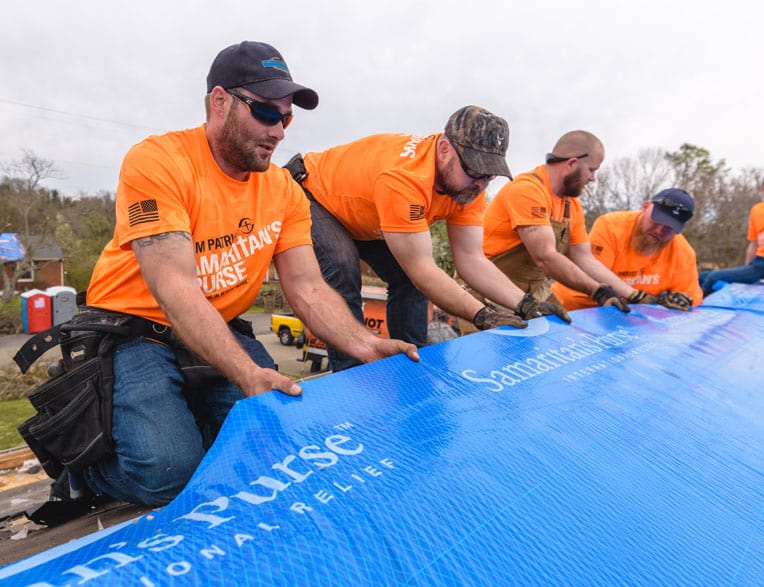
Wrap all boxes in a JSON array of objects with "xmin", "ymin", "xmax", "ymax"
[{"xmin": 650, "ymin": 188, "xmax": 694, "ymax": 233}]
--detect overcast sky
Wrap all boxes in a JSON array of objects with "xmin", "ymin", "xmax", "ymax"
[{"xmin": 1, "ymin": 0, "xmax": 761, "ymax": 198}]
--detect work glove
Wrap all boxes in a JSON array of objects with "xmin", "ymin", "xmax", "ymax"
[
  {"xmin": 591, "ymin": 284, "xmax": 631, "ymax": 313},
  {"xmin": 516, "ymin": 293, "xmax": 572, "ymax": 323},
  {"xmin": 627, "ymin": 290, "xmax": 659, "ymax": 305},
  {"xmin": 472, "ymin": 304, "xmax": 528, "ymax": 330},
  {"xmin": 656, "ymin": 291, "xmax": 693, "ymax": 311}
]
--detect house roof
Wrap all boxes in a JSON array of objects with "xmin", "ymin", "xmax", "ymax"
[{"xmin": 33, "ymin": 243, "xmax": 64, "ymax": 260}]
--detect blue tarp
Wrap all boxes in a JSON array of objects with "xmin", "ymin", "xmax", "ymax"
[
  {"xmin": 2, "ymin": 283, "xmax": 763, "ymax": 586},
  {"xmin": 0, "ymin": 233, "xmax": 24, "ymax": 262}
]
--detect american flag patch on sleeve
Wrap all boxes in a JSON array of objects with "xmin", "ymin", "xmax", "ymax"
[
  {"xmin": 409, "ymin": 204, "xmax": 425, "ymax": 221},
  {"xmin": 128, "ymin": 199, "xmax": 159, "ymax": 226},
  {"xmin": 530, "ymin": 206, "xmax": 547, "ymax": 218}
]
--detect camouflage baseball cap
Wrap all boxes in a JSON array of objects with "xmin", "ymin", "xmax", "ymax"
[{"xmin": 444, "ymin": 106, "xmax": 512, "ymax": 179}]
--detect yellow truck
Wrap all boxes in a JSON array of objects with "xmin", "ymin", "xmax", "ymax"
[{"xmin": 270, "ymin": 313, "xmax": 304, "ymax": 346}]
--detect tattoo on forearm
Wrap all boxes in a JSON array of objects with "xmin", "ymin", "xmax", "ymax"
[{"xmin": 133, "ymin": 232, "xmax": 192, "ymax": 248}]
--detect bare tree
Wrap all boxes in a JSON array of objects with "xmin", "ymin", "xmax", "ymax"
[
  {"xmin": 0, "ymin": 150, "xmax": 63, "ymax": 302},
  {"xmin": 582, "ymin": 147, "xmax": 672, "ymax": 228}
]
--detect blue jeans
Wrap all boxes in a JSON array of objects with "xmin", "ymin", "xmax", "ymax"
[
  {"xmin": 308, "ymin": 196, "xmax": 428, "ymax": 372},
  {"xmin": 83, "ymin": 328, "xmax": 274, "ymax": 506},
  {"xmin": 698, "ymin": 256, "xmax": 764, "ymax": 297}
]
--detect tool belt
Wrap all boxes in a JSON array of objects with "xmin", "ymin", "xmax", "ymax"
[{"xmin": 14, "ymin": 306, "xmax": 254, "ymax": 480}]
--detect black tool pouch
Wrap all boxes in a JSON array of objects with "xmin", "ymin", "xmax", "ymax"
[
  {"xmin": 174, "ymin": 347, "xmax": 227, "ymax": 391},
  {"xmin": 15, "ymin": 309, "xmax": 135, "ymax": 479},
  {"xmin": 18, "ymin": 355, "xmax": 112, "ymax": 478},
  {"xmin": 172, "ymin": 317, "xmax": 254, "ymax": 392}
]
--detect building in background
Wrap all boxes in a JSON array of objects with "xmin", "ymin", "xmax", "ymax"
[{"xmin": 1, "ymin": 233, "xmax": 65, "ymax": 293}]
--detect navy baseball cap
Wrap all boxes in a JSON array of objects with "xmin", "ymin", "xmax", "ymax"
[
  {"xmin": 650, "ymin": 188, "xmax": 694, "ymax": 233},
  {"xmin": 206, "ymin": 41, "xmax": 318, "ymax": 110}
]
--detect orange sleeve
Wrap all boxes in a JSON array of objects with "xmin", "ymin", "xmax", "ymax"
[
  {"xmin": 504, "ymin": 178, "xmax": 554, "ymax": 227},
  {"xmin": 483, "ymin": 174, "xmax": 550, "ymax": 257},
  {"xmin": 374, "ymin": 171, "xmax": 436, "ymax": 234},
  {"xmin": 113, "ymin": 137, "xmax": 195, "ymax": 249},
  {"xmin": 747, "ymin": 203, "xmax": 764, "ymax": 257}
]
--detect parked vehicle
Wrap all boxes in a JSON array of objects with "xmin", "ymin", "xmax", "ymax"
[
  {"xmin": 270, "ymin": 313, "xmax": 304, "ymax": 346},
  {"xmin": 299, "ymin": 285, "xmax": 461, "ymax": 373},
  {"xmin": 298, "ymin": 285, "xmax": 389, "ymax": 374},
  {"xmin": 283, "ymin": 286, "xmax": 458, "ymax": 374}
]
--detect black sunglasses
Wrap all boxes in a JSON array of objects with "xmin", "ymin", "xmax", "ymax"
[
  {"xmin": 652, "ymin": 197, "xmax": 693, "ymax": 221},
  {"xmin": 452, "ymin": 146, "xmax": 494, "ymax": 181},
  {"xmin": 545, "ymin": 152, "xmax": 589, "ymax": 164},
  {"xmin": 226, "ymin": 89, "xmax": 293, "ymax": 128}
]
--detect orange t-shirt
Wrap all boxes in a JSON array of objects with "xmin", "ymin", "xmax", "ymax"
[
  {"xmin": 747, "ymin": 201, "xmax": 764, "ymax": 258},
  {"xmin": 87, "ymin": 125, "xmax": 312, "ymax": 325},
  {"xmin": 551, "ymin": 210, "xmax": 703, "ymax": 310},
  {"xmin": 302, "ymin": 133, "xmax": 485, "ymax": 240},
  {"xmin": 482, "ymin": 165, "xmax": 588, "ymax": 258}
]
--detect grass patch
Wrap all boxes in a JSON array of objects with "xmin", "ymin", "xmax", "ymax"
[
  {"xmin": 0, "ymin": 297, "xmax": 22, "ymax": 334},
  {"xmin": 0, "ymin": 364, "xmax": 47, "ymax": 449},
  {"xmin": 0, "ymin": 398, "xmax": 35, "ymax": 451},
  {"xmin": 0, "ymin": 364, "xmax": 49, "ymax": 400}
]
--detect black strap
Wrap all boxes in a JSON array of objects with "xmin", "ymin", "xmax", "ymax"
[
  {"xmin": 13, "ymin": 312, "xmax": 173, "ymax": 374},
  {"xmin": 13, "ymin": 311, "xmax": 254, "ymax": 374},
  {"xmin": 123, "ymin": 316, "xmax": 175, "ymax": 345},
  {"xmin": 13, "ymin": 325, "xmax": 63, "ymax": 373},
  {"xmin": 283, "ymin": 153, "xmax": 307, "ymax": 183}
]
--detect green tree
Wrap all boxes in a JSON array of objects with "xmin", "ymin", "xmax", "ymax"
[
  {"xmin": 430, "ymin": 220, "xmax": 454, "ymax": 275},
  {"xmin": 582, "ymin": 147, "xmax": 673, "ymax": 228},
  {"xmin": 665, "ymin": 144, "xmax": 743, "ymax": 268},
  {"xmin": 55, "ymin": 192, "xmax": 115, "ymax": 291}
]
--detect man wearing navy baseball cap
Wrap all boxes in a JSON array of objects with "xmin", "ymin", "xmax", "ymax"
[
  {"xmin": 66, "ymin": 41, "xmax": 419, "ymax": 507},
  {"xmin": 552, "ymin": 188, "xmax": 703, "ymax": 310},
  {"xmin": 206, "ymin": 41, "xmax": 318, "ymax": 109}
]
